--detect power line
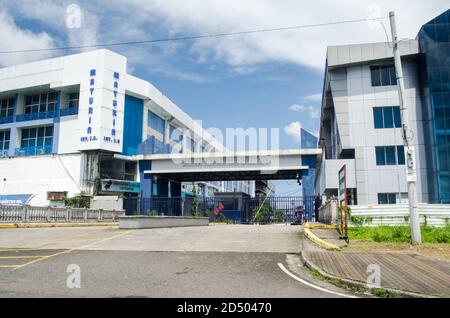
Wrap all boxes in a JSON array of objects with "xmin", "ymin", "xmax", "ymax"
[{"xmin": 0, "ymin": 16, "xmax": 388, "ymax": 54}]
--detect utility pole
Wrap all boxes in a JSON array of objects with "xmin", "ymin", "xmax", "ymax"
[{"xmin": 389, "ymin": 11, "xmax": 421, "ymax": 244}]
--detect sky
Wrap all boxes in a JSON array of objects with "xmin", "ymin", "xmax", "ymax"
[{"xmin": 0, "ymin": 0, "xmax": 448, "ymax": 196}]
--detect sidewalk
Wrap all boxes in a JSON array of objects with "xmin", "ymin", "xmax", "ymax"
[{"xmin": 302, "ymin": 223, "xmax": 450, "ymax": 297}]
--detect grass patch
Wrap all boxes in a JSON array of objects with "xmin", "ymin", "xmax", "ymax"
[{"xmin": 348, "ymin": 225, "xmax": 450, "ymax": 244}]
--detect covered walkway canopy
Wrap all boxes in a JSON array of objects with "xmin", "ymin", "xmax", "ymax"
[{"xmin": 134, "ymin": 149, "xmax": 321, "ymax": 182}]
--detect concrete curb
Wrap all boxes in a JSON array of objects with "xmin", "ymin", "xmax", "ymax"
[
  {"xmin": 304, "ymin": 224, "xmax": 337, "ymax": 230},
  {"xmin": 300, "ymin": 249, "xmax": 436, "ymax": 298},
  {"xmin": 303, "ymin": 223, "xmax": 341, "ymax": 251},
  {"xmin": 0, "ymin": 223, "xmax": 118, "ymax": 229}
]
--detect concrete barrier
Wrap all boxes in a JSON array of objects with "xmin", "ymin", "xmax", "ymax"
[{"xmin": 119, "ymin": 216, "xmax": 210, "ymax": 229}]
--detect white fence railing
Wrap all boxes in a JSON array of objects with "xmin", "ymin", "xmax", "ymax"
[
  {"xmin": 0, "ymin": 205, "xmax": 125, "ymax": 223},
  {"xmin": 350, "ymin": 204, "xmax": 450, "ymax": 227}
]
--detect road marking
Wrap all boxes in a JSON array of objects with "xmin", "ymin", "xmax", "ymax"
[
  {"xmin": 12, "ymin": 230, "xmax": 134, "ymax": 271},
  {"xmin": 0, "ymin": 265, "xmax": 20, "ymax": 268},
  {"xmin": 13, "ymin": 250, "xmax": 72, "ymax": 271},
  {"xmin": 22, "ymin": 228, "xmax": 110, "ymax": 249},
  {"xmin": 0, "ymin": 256, "xmax": 47, "ymax": 259},
  {"xmin": 77, "ymin": 230, "xmax": 133, "ymax": 249},
  {"xmin": 277, "ymin": 263, "xmax": 358, "ymax": 298}
]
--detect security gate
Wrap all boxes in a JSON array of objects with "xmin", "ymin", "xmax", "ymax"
[{"xmin": 124, "ymin": 196, "xmax": 319, "ymax": 224}]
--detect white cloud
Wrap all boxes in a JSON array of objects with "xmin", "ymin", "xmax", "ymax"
[
  {"xmin": 284, "ymin": 121, "xmax": 302, "ymax": 143},
  {"xmin": 2, "ymin": 0, "xmax": 449, "ymax": 76},
  {"xmin": 304, "ymin": 93, "xmax": 323, "ymax": 102},
  {"xmin": 120, "ymin": 0, "xmax": 450, "ymax": 71},
  {"xmin": 289, "ymin": 104, "xmax": 320, "ymax": 119},
  {"xmin": 0, "ymin": 10, "xmax": 55, "ymax": 67},
  {"xmin": 289, "ymin": 104, "xmax": 306, "ymax": 112}
]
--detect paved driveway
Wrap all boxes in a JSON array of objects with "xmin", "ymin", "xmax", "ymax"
[
  {"xmin": 0, "ymin": 225, "xmax": 356, "ymax": 298},
  {"xmin": 0, "ymin": 224, "xmax": 303, "ymax": 253}
]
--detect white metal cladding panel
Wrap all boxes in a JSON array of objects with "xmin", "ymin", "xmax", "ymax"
[{"xmin": 350, "ymin": 204, "xmax": 450, "ymax": 227}]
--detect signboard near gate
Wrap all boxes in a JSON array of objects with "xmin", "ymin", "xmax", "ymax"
[
  {"xmin": 338, "ymin": 165, "xmax": 348, "ymax": 239},
  {"xmin": 101, "ymin": 180, "xmax": 141, "ymax": 194}
]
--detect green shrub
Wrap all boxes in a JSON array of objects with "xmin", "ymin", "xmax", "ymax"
[
  {"xmin": 274, "ymin": 210, "xmax": 285, "ymax": 223},
  {"xmin": 348, "ymin": 225, "xmax": 450, "ymax": 244},
  {"xmin": 253, "ymin": 197, "xmax": 273, "ymax": 224}
]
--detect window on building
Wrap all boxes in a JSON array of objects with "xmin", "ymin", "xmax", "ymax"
[
  {"xmin": 0, "ymin": 98, "xmax": 14, "ymax": 117},
  {"xmin": 375, "ymin": 146, "xmax": 405, "ymax": 166},
  {"xmin": 378, "ymin": 193, "xmax": 396, "ymax": 204},
  {"xmin": 24, "ymin": 92, "xmax": 57, "ymax": 114},
  {"xmin": 378, "ymin": 193, "xmax": 408, "ymax": 204},
  {"xmin": 68, "ymin": 92, "xmax": 79, "ymax": 109},
  {"xmin": 373, "ymin": 107, "xmax": 401, "ymax": 129},
  {"xmin": 189, "ymin": 138, "xmax": 195, "ymax": 152},
  {"xmin": 370, "ymin": 65, "xmax": 397, "ymax": 86},
  {"xmin": 0, "ymin": 130, "xmax": 10, "ymax": 151},
  {"xmin": 124, "ymin": 161, "xmax": 137, "ymax": 181},
  {"xmin": 21, "ymin": 126, "xmax": 53, "ymax": 149},
  {"xmin": 169, "ymin": 124, "xmax": 183, "ymax": 142},
  {"xmin": 148, "ymin": 111, "xmax": 165, "ymax": 135}
]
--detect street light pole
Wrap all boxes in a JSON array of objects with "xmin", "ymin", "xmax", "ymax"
[{"xmin": 389, "ymin": 11, "xmax": 421, "ymax": 244}]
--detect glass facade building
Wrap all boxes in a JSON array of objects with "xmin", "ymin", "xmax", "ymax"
[{"xmin": 418, "ymin": 9, "xmax": 450, "ymax": 203}]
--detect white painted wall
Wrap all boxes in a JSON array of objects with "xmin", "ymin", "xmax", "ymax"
[
  {"xmin": 58, "ymin": 116, "xmax": 79, "ymax": 154},
  {"xmin": 0, "ymin": 154, "xmax": 82, "ymax": 206},
  {"xmin": 344, "ymin": 60, "xmax": 426, "ymax": 204}
]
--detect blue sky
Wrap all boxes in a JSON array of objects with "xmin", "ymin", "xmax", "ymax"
[{"xmin": 0, "ymin": 0, "xmax": 448, "ymax": 195}]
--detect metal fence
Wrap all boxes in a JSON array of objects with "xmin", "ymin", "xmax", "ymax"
[
  {"xmin": 0, "ymin": 205, "xmax": 124, "ymax": 223},
  {"xmin": 123, "ymin": 196, "xmax": 319, "ymax": 224},
  {"xmin": 350, "ymin": 204, "xmax": 450, "ymax": 227}
]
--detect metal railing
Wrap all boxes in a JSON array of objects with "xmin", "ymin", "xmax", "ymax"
[
  {"xmin": 60, "ymin": 107, "xmax": 79, "ymax": 117},
  {"xmin": 0, "ymin": 204, "xmax": 125, "ymax": 223},
  {"xmin": 15, "ymin": 145, "xmax": 52, "ymax": 157},
  {"xmin": 16, "ymin": 111, "xmax": 57, "ymax": 122},
  {"xmin": 124, "ymin": 196, "xmax": 318, "ymax": 224},
  {"xmin": 0, "ymin": 116, "xmax": 13, "ymax": 124}
]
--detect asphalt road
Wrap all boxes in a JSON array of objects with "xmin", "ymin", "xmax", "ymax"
[{"xmin": 0, "ymin": 225, "xmax": 356, "ymax": 298}]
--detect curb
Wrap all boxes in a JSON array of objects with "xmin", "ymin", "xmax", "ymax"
[
  {"xmin": 304, "ymin": 223, "xmax": 337, "ymax": 230},
  {"xmin": 300, "ymin": 250, "xmax": 436, "ymax": 298},
  {"xmin": 303, "ymin": 224, "xmax": 341, "ymax": 251},
  {"xmin": 0, "ymin": 223, "xmax": 119, "ymax": 229}
]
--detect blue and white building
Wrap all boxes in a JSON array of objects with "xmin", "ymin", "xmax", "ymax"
[
  {"xmin": 316, "ymin": 9, "xmax": 450, "ymax": 205},
  {"xmin": 0, "ymin": 49, "xmax": 254, "ymax": 207}
]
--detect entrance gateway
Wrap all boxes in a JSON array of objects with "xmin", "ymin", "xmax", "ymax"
[{"xmin": 124, "ymin": 148, "xmax": 321, "ymax": 223}]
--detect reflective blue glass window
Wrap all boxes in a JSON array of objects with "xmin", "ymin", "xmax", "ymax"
[
  {"xmin": 383, "ymin": 107, "xmax": 394, "ymax": 128},
  {"xmin": 371, "ymin": 67, "xmax": 381, "ymax": 86},
  {"xmin": 397, "ymin": 146, "xmax": 405, "ymax": 165},
  {"xmin": 0, "ymin": 130, "xmax": 10, "ymax": 151},
  {"xmin": 21, "ymin": 126, "xmax": 53, "ymax": 149},
  {"xmin": 376, "ymin": 147, "xmax": 385, "ymax": 165},
  {"xmin": 373, "ymin": 107, "xmax": 401, "ymax": 129},
  {"xmin": 148, "ymin": 111, "xmax": 165, "ymax": 135},
  {"xmin": 378, "ymin": 193, "xmax": 397, "ymax": 204},
  {"xmin": 376, "ymin": 146, "xmax": 405, "ymax": 166},
  {"xmin": 370, "ymin": 65, "xmax": 396, "ymax": 86},
  {"xmin": 385, "ymin": 146, "xmax": 396, "ymax": 165},
  {"xmin": 373, "ymin": 108, "xmax": 383, "ymax": 129},
  {"xmin": 393, "ymin": 107, "xmax": 401, "ymax": 128},
  {"xmin": 378, "ymin": 193, "xmax": 388, "ymax": 204}
]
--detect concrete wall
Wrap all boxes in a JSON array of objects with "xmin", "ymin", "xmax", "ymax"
[
  {"xmin": 0, "ymin": 154, "xmax": 82, "ymax": 206},
  {"xmin": 119, "ymin": 216, "xmax": 209, "ymax": 229}
]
